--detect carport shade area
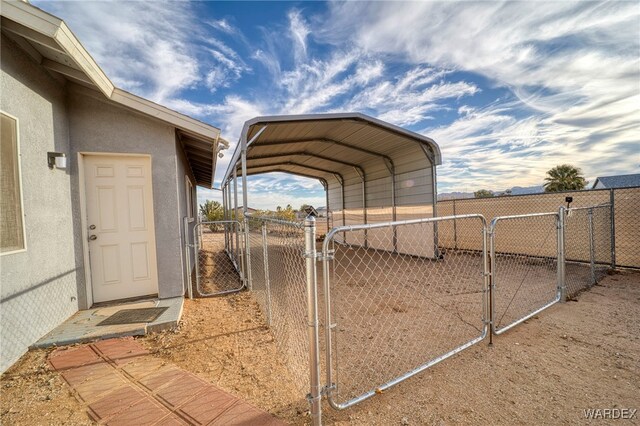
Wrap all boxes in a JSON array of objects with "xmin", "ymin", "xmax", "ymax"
[{"xmin": 221, "ymin": 113, "xmax": 443, "ymax": 242}]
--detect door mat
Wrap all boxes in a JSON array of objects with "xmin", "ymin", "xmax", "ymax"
[{"xmin": 97, "ymin": 307, "xmax": 168, "ymax": 326}]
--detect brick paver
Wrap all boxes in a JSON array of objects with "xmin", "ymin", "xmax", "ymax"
[
  {"xmin": 177, "ymin": 387, "xmax": 237, "ymax": 425},
  {"xmin": 121, "ymin": 357, "xmax": 166, "ymax": 380},
  {"xmin": 49, "ymin": 345, "xmax": 102, "ymax": 370},
  {"xmin": 106, "ymin": 397, "xmax": 169, "ymax": 426},
  {"xmin": 48, "ymin": 337, "xmax": 285, "ymax": 425},
  {"xmin": 155, "ymin": 375, "xmax": 208, "ymax": 409},
  {"xmin": 210, "ymin": 401, "xmax": 282, "ymax": 426},
  {"xmin": 139, "ymin": 367, "xmax": 188, "ymax": 392},
  {"xmin": 61, "ymin": 360, "xmax": 113, "ymax": 386},
  {"xmin": 88, "ymin": 384, "xmax": 146, "ymax": 422}
]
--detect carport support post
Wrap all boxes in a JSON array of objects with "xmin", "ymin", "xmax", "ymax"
[
  {"xmin": 241, "ymin": 144, "xmax": 252, "ymax": 290},
  {"xmin": 352, "ymin": 166, "xmax": 368, "ymax": 247},
  {"xmin": 233, "ymin": 168, "xmax": 244, "ymax": 285},
  {"xmin": 558, "ymin": 207, "xmax": 567, "ymax": 302},
  {"xmin": 304, "ymin": 216, "xmax": 322, "ymax": 426}
]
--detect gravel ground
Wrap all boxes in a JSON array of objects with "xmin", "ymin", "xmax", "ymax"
[{"xmin": 1, "ymin": 270, "xmax": 638, "ymax": 425}]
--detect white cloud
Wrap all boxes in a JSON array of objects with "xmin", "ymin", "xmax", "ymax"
[
  {"xmin": 36, "ymin": 0, "xmax": 639, "ymax": 201},
  {"xmin": 319, "ymin": 1, "xmax": 640, "ymax": 191},
  {"xmin": 35, "ymin": 1, "xmax": 249, "ymax": 103},
  {"xmin": 288, "ymin": 9, "xmax": 311, "ymax": 63}
]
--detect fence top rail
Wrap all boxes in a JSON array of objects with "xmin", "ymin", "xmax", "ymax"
[
  {"xmin": 323, "ymin": 213, "xmax": 487, "ymax": 251},
  {"xmin": 196, "ymin": 220, "xmax": 241, "ymax": 225},
  {"xmin": 245, "ymin": 213, "xmax": 304, "ymax": 228},
  {"xmin": 489, "ymin": 211, "xmax": 559, "ymax": 231},
  {"xmin": 438, "ymin": 185, "xmax": 640, "ymax": 203},
  {"xmin": 567, "ymin": 203, "xmax": 611, "ymax": 212}
]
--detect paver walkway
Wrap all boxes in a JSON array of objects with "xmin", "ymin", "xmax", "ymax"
[{"xmin": 48, "ymin": 337, "xmax": 285, "ymax": 425}]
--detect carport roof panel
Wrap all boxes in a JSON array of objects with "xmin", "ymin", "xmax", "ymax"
[{"xmin": 223, "ymin": 113, "xmax": 441, "ymax": 185}]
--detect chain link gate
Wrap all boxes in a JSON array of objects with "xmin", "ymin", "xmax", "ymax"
[
  {"xmin": 488, "ymin": 210, "xmax": 565, "ymax": 335},
  {"xmin": 320, "ymin": 214, "xmax": 489, "ymax": 410},
  {"xmin": 192, "ymin": 220, "xmax": 244, "ymax": 296}
]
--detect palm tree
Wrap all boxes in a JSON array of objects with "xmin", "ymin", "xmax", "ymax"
[{"xmin": 544, "ymin": 164, "xmax": 588, "ymax": 192}]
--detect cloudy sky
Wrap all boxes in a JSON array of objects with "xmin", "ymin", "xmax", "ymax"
[{"xmin": 35, "ymin": 1, "xmax": 640, "ymax": 209}]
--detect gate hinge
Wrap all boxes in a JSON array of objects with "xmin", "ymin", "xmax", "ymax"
[
  {"xmin": 317, "ymin": 250, "xmax": 335, "ymax": 261},
  {"xmin": 321, "ymin": 384, "xmax": 336, "ymax": 397}
]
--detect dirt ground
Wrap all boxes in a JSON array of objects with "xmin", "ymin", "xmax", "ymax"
[{"xmin": 2, "ymin": 270, "xmax": 639, "ymax": 425}]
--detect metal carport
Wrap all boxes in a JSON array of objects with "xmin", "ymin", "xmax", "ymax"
[{"xmin": 221, "ymin": 113, "xmax": 442, "ymax": 252}]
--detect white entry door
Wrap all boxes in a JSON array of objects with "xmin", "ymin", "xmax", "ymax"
[{"xmin": 83, "ymin": 155, "xmax": 159, "ymax": 303}]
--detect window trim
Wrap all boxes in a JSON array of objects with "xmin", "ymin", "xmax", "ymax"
[
  {"xmin": 185, "ymin": 175, "xmax": 195, "ymax": 223},
  {"xmin": 0, "ymin": 110, "xmax": 27, "ymax": 256}
]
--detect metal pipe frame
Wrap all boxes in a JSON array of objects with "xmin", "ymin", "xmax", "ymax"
[
  {"xmin": 261, "ymin": 222, "xmax": 272, "ymax": 326},
  {"xmin": 333, "ymin": 173, "xmax": 346, "ymax": 243},
  {"xmin": 321, "ymin": 214, "xmax": 488, "ymax": 410},
  {"xmin": 389, "ymin": 163, "xmax": 397, "ymax": 253},
  {"xmin": 236, "ymin": 161, "xmax": 343, "ymax": 181},
  {"xmin": 250, "ymin": 138, "xmax": 393, "ymax": 165},
  {"xmin": 588, "ymin": 208, "xmax": 596, "ymax": 285},
  {"xmin": 223, "ymin": 183, "xmax": 229, "ymax": 256},
  {"xmin": 558, "ymin": 206, "xmax": 566, "ymax": 301},
  {"xmin": 431, "ymin": 162, "xmax": 439, "ymax": 257},
  {"xmin": 233, "ymin": 168, "xmax": 245, "ymax": 286},
  {"xmin": 241, "ymin": 151, "xmax": 365, "ymax": 174},
  {"xmin": 353, "ymin": 167, "xmax": 368, "ymax": 248},
  {"xmin": 489, "ymin": 210, "xmax": 564, "ymax": 336},
  {"xmin": 609, "ymin": 189, "xmax": 616, "ymax": 269},
  {"xmin": 305, "ymin": 216, "xmax": 322, "ymax": 426},
  {"xmin": 241, "ymin": 144, "xmax": 253, "ymax": 291}
]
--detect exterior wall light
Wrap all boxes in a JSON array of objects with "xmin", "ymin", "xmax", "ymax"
[{"xmin": 47, "ymin": 152, "xmax": 67, "ymax": 169}]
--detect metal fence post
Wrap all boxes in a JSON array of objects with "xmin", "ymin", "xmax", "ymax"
[
  {"xmin": 488, "ymin": 221, "xmax": 496, "ymax": 341},
  {"xmin": 261, "ymin": 222, "xmax": 272, "ymax": 326},
  {"xmin": 483, "ymin": 221, "xmax": 491, "ymax": 345},
  {"xmin": 557, "ymin": 207, "xmax": 566, "ymax": 302},
  {"xmin": 244, "ymin": 217, "xmax": 253, "ymax": 290},
  {"xmin": 304, "ymin": 216, "xmax": 322, "ymax": 426},
  {"xmin": 609, "ymin": 189, "xmax": 616, "ymax": 269},
  {"xmin": 588, "ymin": 208, "xmax": 596, "ymax": 285}
]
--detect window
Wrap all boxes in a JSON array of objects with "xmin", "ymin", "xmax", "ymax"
[
  {"xmin": 185, "ymin": 176, "xmax": 194, "ymax": 220},
  {"xmin": 1, "ymin": 112, "xmax": 26, "ymax": 254}
]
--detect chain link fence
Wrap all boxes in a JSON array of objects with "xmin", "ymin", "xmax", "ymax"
[
  {"xmin": 321, "ymin": 215, "xmax": 488, "ymax": 409},
  {"xmin": 244, "ymin": 215, "xmax": 310, "ymax": 396},
  {"xmin": 438, "ymin": 187, "xmax": 639, "ymax": 268},
  {"xmin": 193, "ymin": 221, "xmax": 244, "ymax": 296},
  {"xmin": 191, "ymin": 190, "xmax": 634, "ymax": 424},
  {"xmin": 564, "ymin": 205, "xmax": 612, "ymax": 299}
]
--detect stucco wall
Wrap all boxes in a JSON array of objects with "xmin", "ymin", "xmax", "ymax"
[
  {"xmin": 67, "ymin": 86, "xmax": 186, "ymax": 305},
  {"xmin": 0, "ymin": 35, "xmax": 79, "ymax": 372}
]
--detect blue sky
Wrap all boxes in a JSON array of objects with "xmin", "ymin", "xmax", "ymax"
[{"xmin": 35, "ymin": 1, "xmax": 640, "ymax": 209}]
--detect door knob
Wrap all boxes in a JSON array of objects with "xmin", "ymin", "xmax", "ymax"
[
  {"xmin": 89, "ymin": 235, "xmax": 97, "ymax": 241},
  {"xmin": 89, "ymin": 224, "xmax": 96, "ymax": 230}
]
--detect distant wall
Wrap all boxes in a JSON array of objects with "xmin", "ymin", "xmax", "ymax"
[{"xmin": 437, "ymin": 187, "xmax": 639, "ymax": 268}]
